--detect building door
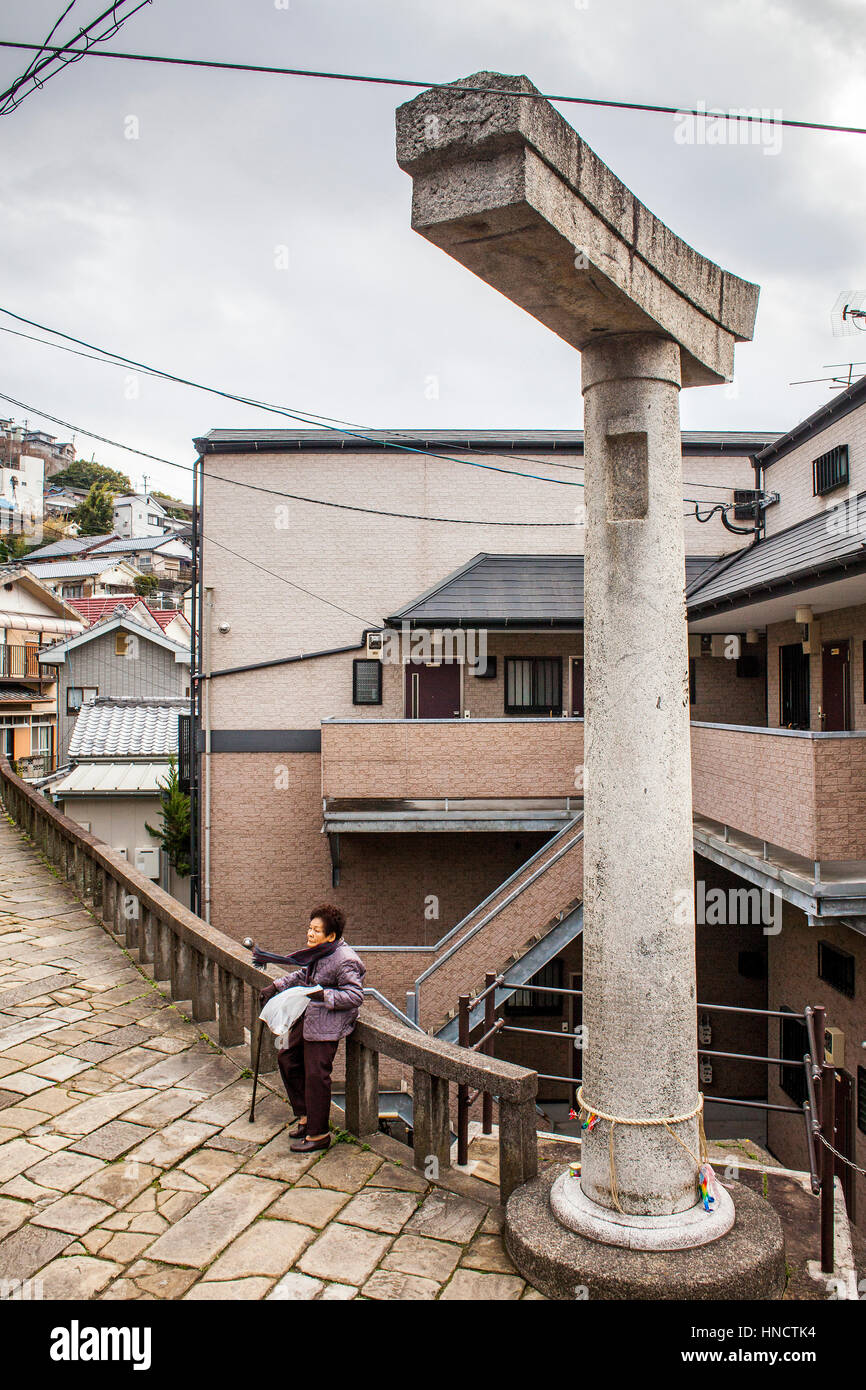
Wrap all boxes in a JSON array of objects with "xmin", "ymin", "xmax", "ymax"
[
  {"xmin": 821, "ymin": 640, "xmax": 851, "ymax": 731},
  {"xmin": 834, "ymin": 1069, "xmax": 855, "ymax": 1222},
  {"xmin": 404, "ymin": 661, "xmax": 461, "ymax": 719},
  {"xmin": 571, "ymin": 658, "xmax": 585, "ymax": 717},
  {"xmin": 780, "ymin": 642, "xmax": 810, "ymax": 728}
]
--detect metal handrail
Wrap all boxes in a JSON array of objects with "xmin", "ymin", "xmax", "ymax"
[{"xmin": 453, "ymin": 968, "xmax": 837, "ymax": 1271}]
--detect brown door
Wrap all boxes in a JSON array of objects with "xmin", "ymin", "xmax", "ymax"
[
  {"xmin": 821, "ymin": 640, "xmax": 851, "ymax": 730},
  {"xmin": 571, "ymin": 658, "xmax": 585, "ymax": 717},
  {"xmin": 404, "ymin": 661, "xmax": 461, "ymax": 719},
  {"xmin": 834, "ymin": 1069, "xmax": 855, "ymax": 1221}
]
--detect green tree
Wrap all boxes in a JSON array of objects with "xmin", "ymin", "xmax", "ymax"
[
  {"xmin": 133, "ymin": 572, "xmax": 160, "ymax": 597},
  {"xmin": 0, "ymin": 532, "xmax": 29, "ymax": 563},
  {"xmin": 52, "ymin": 460, "xmax": 132, "ymax": 494},
  {"xmin": 146, "ymin": 757, "xmax": 191, "ymax": 877},
  {"xmin": 74, "ymin": 482, "xmax": 115, "ymax": 536}
]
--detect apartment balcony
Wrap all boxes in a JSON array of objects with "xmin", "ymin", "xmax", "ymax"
[
  {"xmin": 322, "ymin": 717, "xmax": 866, "ymax": 897},
  {"xmin": 321, "ymin": 717, "xmax": 583, "ymax": 832},
  {"xmin": 0, "ymin": 645, "xmax": 45, "ymax": 680}
]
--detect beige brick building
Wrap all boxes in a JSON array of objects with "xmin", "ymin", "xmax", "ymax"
[{"xmin": 193, "ymin": 415, "xmax": 866, "ymax": 1227}]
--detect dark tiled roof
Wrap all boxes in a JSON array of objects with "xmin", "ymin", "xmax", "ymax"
[
  {"xmin": 686, "ymin": 498, "xmax": 866, "ymax": 614},
  {"xmin": 195, "ymin": 428, "xmax": 779, "ymax": 456},
  {"xmin": 388, "ymin": 553, "xmax": 721, "ymax": 626},
  {"xmin": 0, "ymin": 684, "xmax": 44, "ymax": 702}
]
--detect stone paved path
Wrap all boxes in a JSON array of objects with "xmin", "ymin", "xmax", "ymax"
[{"xmin": 0, "ymin": 811, "xmax": 544, "ymax": 1301}]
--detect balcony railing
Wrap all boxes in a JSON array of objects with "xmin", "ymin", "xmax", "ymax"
[
  {"xmin": 321, "ymin": 717, "xmax": 584, "ymax": 802},
  {"xmin": 690, "ymin": 721, "xmax": 866, "ymax": 862},
  {"xmin": 0, "ymin": 645, "xmax": 42, "ymax": 678}
]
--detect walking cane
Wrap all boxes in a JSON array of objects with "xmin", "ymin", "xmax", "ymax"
[{"xmin": 244, "ymin": 938, "xmax": 265, "ymax": 1124}]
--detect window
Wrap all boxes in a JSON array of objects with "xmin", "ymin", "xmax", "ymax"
[
  {"xmin": 147, "ymin": 514, "xmax": 160, "ymax": 526},
  {"xmin": 115, "ymin": 632, "xmax": 129, "ymax": 656},
  {"xmin": 30, "ymin": 723, "xmax": 51, "ymax": 755},
  {"xmin": 779, "ymin": 1007, "xmax": 808, "ymax": 1106},
  {"xmin": 813, "ymin": 444, "xmax": 849, "ymax": 497},
  {"xmin": 61, "ymin": 584, "xmax": 83, "ymax": 598},
  {"xmin": 858, "ymin": 1066, "xmax": 866, "ymax": 1136},
  {"xmin": 352, "ymin": 659, "xmax": 382, "ymax": 705},
  {"xmin": 780, "ymin": 642, "xmax": 810, "ymax": 728},
  {"xmin": 505, "ymin": 657, "xmax": 562, "ymax": 715},
  {"xmin": 818, "ymin": 940, "xmax": 855, "ymax": 998},
  {"xmin": 67, "ymin": 686, "xmax": 97, "ymax": 714},
  {"xmin": 505, "ymin": 960, "xmax": 564, "ymax": 1016}
]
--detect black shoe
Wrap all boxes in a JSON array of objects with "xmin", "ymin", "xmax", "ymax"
[
  {"xmin": 290, "ymin": 1135, "xmax": 331, "ymax": 1153},
  {"xmin": 289, "ymin": 1122, "xmax": 307, "ymax": 1140}
]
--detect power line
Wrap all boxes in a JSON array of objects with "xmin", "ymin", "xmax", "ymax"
[
  {"xmin": 0, "ymin": 305, "xmax": 582, "ymax": 490},
  {"xmin": 0, "ymin": 309, "xmax": 750, "ymax": 503},
  {"xmin": 202, "ymin": 533, "xmax": 380, "ymax": 629},
  {"xmin": 0, "ymin": 41, "xmax": 862, "ymax": 137},
  {"xmin": 0, "ymin": 2, "xmax": 151, "ymax": 116},
  {"xmin": 0, "ymin": 0, "xmax": 78, "ymax": 110},
  {"xmin": 0, "ymin": 390, "xmax": 576, "ymax": 526}
]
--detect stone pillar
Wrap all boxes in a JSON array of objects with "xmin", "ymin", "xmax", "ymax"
[{"xmin": 578, "ymin": 333, "xmax": 699, "ymax": 1217}]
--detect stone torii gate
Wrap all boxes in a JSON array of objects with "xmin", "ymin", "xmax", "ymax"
[{"xmin": 396, "ymin": 73, "xmax": 785, "ymax": 1298}]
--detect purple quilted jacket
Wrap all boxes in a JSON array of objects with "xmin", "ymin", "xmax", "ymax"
[{"xmin": 274, "ymin": 941, "xmax": 366, "ymax": 1041}]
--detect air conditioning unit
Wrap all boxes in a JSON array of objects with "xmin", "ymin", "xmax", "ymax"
[
  {"xmin": 824, "ymin": 1027, "xmax": 845, "ymax": 1068},
  {"xmin": 365, "ymin": 631, "xmax": 384, "ymax": 659}
]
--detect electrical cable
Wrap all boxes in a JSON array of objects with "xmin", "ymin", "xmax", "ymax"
[
  {"xmin": 0, "ymin": 311, "xmax": 754, "ymax": 504},
  {"xmin": 0, "ymin": 2, "xmax": 152, "ymax": 116},
  {"xmin": 0, "ymin": 41, "xmax": 861, "ymax": 136}
]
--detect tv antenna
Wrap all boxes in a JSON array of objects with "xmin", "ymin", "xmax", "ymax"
[
  {"xmin": 790, "ymin": 361, "xmax": 866, "ymax": 390},
  {"xmin": 831, "ymin": 291, "xmax": 866, "ymax": 336}
]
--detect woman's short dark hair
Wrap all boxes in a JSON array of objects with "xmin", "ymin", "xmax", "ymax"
[{"xmin": 310, "ymin": 904, "xmax": 345, "ymax": 940}]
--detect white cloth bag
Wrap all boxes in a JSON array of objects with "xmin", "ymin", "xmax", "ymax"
[{"xmin": 259, "ymin": 986, "xmax": 319, "ymax": 1052}]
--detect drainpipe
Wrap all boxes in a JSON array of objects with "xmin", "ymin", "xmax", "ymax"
[{"xmin": 203, "ymin": 585, "xmax": 214, "ymax": 923}]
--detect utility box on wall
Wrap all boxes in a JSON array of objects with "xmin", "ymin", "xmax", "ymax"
[{"xmin": 134, "ymin": 846, "xmax": 160, "ymax": 880}]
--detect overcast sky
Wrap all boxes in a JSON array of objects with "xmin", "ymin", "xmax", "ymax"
[{"xmin": 1, "ymin": 0, "xmax": 865, "ymax": 500}]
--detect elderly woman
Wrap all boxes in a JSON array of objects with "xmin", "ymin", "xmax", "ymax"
[{"xmin": 257, "ymin": 905, "xmax": 365, "ymax": 1153}]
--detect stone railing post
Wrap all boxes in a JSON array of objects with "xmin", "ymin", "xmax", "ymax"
[
  {"xmin": 191, "ymin": 949, "xmax": 216, "ymax": 1022},
  {"xmin": 153, "ymin": 917, "xmax": 172, "ymax": 982},
  {"xmin": 171, "ymin": 935, "xmax": 194, "ymax": 1001},
  {"xmin": 139, "ymin": 907, "xmax": 154, "ymax": 965},
  {"xmin": 412, "ymin": 1067, "xmax": 451, "ymax": 1175},
  {"xmin": 345, "ymin": 1034, "xmax": 379, "ymax": 1136},
  {"xmin": 498, "ymin": 1098, "xmax": 539, "ymax": 1203},
  {"xmin": 250, "ymin": 990, "xmax": 277, "ymax": 1073},
  {"xmin": 218, "ymin": 968, "xmax": 245, "ymax": 1047}
]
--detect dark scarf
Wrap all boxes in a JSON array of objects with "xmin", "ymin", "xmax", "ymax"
[{"xmin": 252, "ymin": 941, "xmax": 339, "ymax": 980}]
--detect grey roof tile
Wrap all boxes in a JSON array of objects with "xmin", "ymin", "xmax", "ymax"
[
  {"xmin": 387, "ymin": 553, "xmax": 720, "ymax": 625},
  {"xmin": 686, "ymin": 499, "xmax": 866, "ymax": 613},
  {"xmin": 68, "ymin": 697, "xmax": 188, "ymax": 760}
]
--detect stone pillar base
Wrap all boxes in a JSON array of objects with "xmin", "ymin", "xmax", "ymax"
[
  {"xmin": 550, "ymin": 1171, "xmax": 735, "ymax": 1251},
  {"xmin": 505, "ymin": 1166, "xmax": 786, "ymax": 1301}
]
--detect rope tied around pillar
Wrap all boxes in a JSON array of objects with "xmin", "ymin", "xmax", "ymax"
[{"xmin": 575, "ymin": 1086, "xmax": 719, "ymax": 1215}]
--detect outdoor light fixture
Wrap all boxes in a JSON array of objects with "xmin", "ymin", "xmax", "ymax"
[
  {"xmin": 746, "ymin": 629, "xmax": 760, "ymax": 644},
  {"xmin": 795, "ymin": 606, "xmax": 813, "ymax": 625}
]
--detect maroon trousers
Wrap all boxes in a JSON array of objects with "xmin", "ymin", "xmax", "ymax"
[{"xmin": 278, "ymin": 1020, "xmax": 339, "ymax": 1136}]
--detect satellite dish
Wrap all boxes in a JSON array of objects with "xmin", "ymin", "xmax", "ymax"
[{"xmin": 831, "ymin": 291, "xmax": 866, "ymax": 336}]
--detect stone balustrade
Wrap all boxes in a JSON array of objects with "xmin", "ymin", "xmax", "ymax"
[
  {"xmin": 0, "ymin": 755, "xmax": 540, "ymax": 1203},
  {"xmin": 345, "ymin": 1011, "xmax": 538, "ymax": 1203}
]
